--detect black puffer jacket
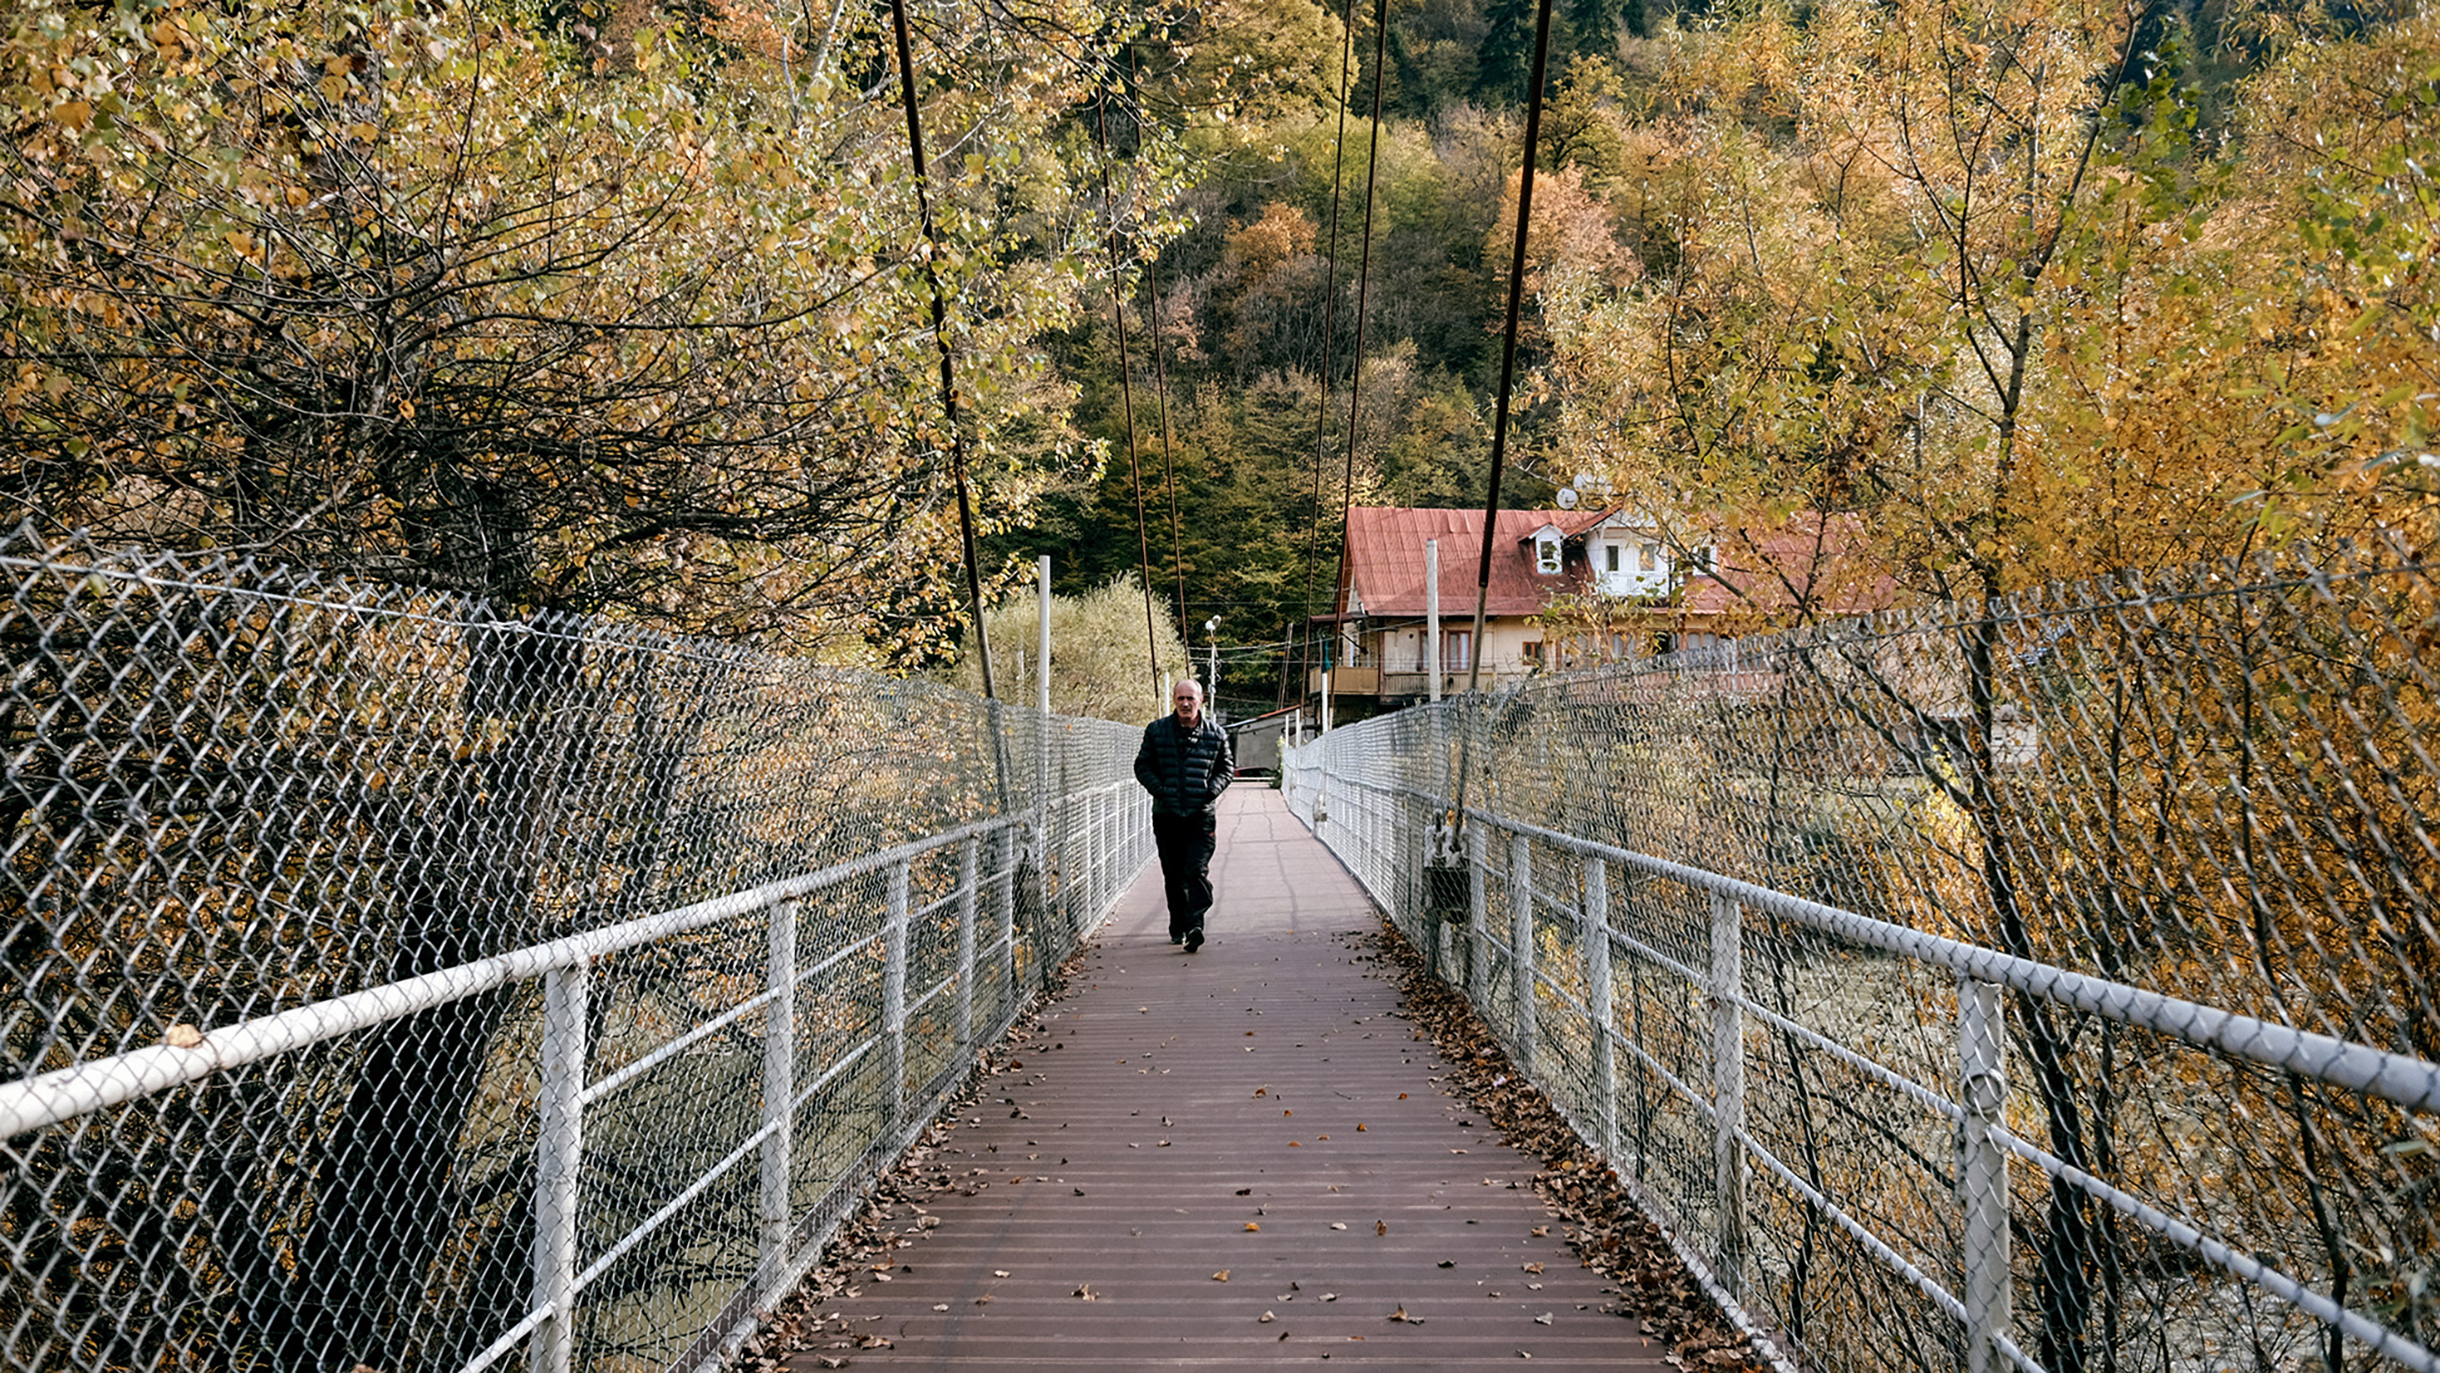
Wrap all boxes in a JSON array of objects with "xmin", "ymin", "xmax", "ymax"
[{"xmin": 1134, "ymin": 713, "xmax": 1234, "ymax": 817}]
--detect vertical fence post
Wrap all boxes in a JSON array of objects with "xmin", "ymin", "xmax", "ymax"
[
  {"xmin": 1050, "ymin": 793, "xmax": 1070, "ymax": 964},
  {"xmin": 997, "ymin": 824, "xmax": 1019, "ymax": 1010},
  {"xmin": 1314, "ymin": 746, "xmax": 1329, "ymax": 831},
  {"xmin": 957, "ymin": 838, "xmax": 979, "ymax": 1053},
  {"xmin": 1036, "ymin": 551, "xmax": 1054, "ymax": 984},
  {"xmin": 1709, "ymin": 892, "xmax": 1746, "ymax": 1295},
  {"xmin": 1959, "ymin": 977, "xmax": 2011, "ymax": 1373},
  {"xmin": 1582, "ymin": 856, "xmax": 1617, "ymax": 1166},
  {"xmin": 885, "ymin": 859, "xmax": 911, "ymax": 1137},
  {"xmin": 760, "ymin": 902, "xmax": 799, "ymax": 1297},
  {"xmin": 1467, "ymin": 820, "xmax": 1489, "ymax": 1009},
  {"xmin": 1510, "ymin": 835, "xmax": 1536, "ymax": 1067},
  {"xmin": 1082, "ymin": 788, "xmax": 1099, "ymax": 932},
  {"xmin": 532, "ymin": 960, "xmax": 589, "ymax": 1373}
]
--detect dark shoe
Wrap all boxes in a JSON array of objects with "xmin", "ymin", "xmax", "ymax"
[
  {"xmin": 1184, "ymin": 928, "xmax": 1204, "ymax": 953},
  {"xmin": 1169, "ymin": 933, "xmax": 1183, "ymax": 944}
]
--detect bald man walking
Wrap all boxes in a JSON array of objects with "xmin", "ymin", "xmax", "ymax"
[{"xmin": 1133, "ymin": 679, "xmax": 1233, "ymax": 952}]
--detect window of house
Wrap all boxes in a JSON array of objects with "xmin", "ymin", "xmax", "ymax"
[
  {"xmin": 1535, "ymin": 534, "xmax": 1562, "ymax": 574},
  {"xmin": 1523, "ymin": 640, "xmax": 1543, "ymax": 668},
  {"xmin": 1642, "ymin": 543, "xmax": 1661, "ymax": 572},
  {"xmin": 1445, "ymin": 631, "xmax": 1471, "ymax": 671},
  {"xmin": 1604, "ymin": 544, "xmax": 1620, "ymax": 573}
]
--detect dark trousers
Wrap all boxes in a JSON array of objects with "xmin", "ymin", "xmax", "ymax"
[{"xmin": 1152, "ymin": 810, "xmax": 1218, "ymax": 937}]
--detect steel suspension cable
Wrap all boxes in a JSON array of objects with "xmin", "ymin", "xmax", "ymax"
[
  {"xmin": 1096, "ymin": 85, "xmax": 1165, "ymax": 700},
  {"xmin": 1451, "ymin": 0, "xmax": 1557, "ymax": 831},
  {"xmin": 887, "ymin": 0, "xmax": 997, "ymax": 701},
  {"xmin": 1281, "ymin": 0, "xmax": 1364, "ymax": 710},
  {"xmin": 1322, "ymin": 0, "xmax": 1393, "ymax": 673}
]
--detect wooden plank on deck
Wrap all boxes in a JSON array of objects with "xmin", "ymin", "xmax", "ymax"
[{"xmin": 781, "ymin": 788, "xmax": 1674, "ymax": 1371}]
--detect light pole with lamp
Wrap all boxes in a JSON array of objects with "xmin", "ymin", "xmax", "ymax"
[{"xmin": 1203, "ymin": 616, "xmax": 1221, "ymax": 723}]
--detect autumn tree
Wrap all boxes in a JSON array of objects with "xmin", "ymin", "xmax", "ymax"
[{"xmin": 0, "ymin": 0, "xmax": 1190, "ymax": 1364}]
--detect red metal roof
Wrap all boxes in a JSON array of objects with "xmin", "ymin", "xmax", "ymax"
[
  {"xmin": 1331, "ymin": 506, "xmax": 1890, "ymax": 624},
  {"xmin": 1333, "ymin": 507, "xmax": 1591, "ymax": 619}
]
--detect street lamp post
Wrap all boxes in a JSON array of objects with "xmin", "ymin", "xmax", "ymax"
[{"xmin": 1203, "ymin": 616, "xmax": 1221, "ymax": 723}]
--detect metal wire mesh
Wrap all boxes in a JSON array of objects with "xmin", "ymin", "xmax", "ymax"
[
  {"xmin": 1286, "ymin": 546, "xmax": 2440, "ymax": 1373},
  {"xmin": 0, "ymin": 527, "xmax": 1152, "ymax": 1373}
]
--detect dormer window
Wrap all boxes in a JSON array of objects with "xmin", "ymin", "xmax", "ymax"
[{"xmin": 1534, "ymin": 531, "xmax": 1563, "ymax": 575}]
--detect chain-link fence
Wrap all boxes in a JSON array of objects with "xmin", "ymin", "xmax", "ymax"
[
  {"xmin": 0, "ymin": 528, "xmax": 1152, "ymax": 1373},
  {"xmin": 1285, "ymin": 547, "xmax": 2440, "ymax": 1373}
]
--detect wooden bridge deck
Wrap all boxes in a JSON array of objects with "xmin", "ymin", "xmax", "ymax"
[{"xmin": 779, "ymin": 788, "xmax": 1673, "ymax": 1370}]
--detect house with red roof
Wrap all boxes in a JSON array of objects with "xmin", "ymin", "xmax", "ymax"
[{"xmin": 1310, "ymin": 506, "xmax": 1886, "ymax": 715}]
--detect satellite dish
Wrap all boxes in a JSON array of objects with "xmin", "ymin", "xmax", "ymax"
[{"xmin": 1554, "ymin": 487, "xmax": 1580, "ymax": 510}]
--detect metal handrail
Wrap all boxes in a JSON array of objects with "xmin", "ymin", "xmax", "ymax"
[{"xmin": 1309, "ymin": 768, "xmax": 2440, "ymax": 1114}]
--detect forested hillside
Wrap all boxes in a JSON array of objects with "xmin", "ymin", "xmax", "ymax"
[
  {"xmin": 1000, "ymin": 0, "xmax": 2439, "ymax": 717},
  {"xmin": 5, "ymin": 0, "xmax": 2434, "ymax": 718}
]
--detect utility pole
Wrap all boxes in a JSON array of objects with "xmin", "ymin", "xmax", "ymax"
[{"xmin": 1426, "ymin": 538, "xmax": 1441, "ymax": 704}]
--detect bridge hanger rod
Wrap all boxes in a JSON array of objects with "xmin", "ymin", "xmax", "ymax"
[
  {"xmin": 1126, "ymin": 46, "xmax": 1191, "ymax": 640},
  {"xmin": 1451, "ymin": 0, "xmax": 1558, "ymax": 833},
  {"xmin": 888, "ymin": 0, "xmax": 997, "ymax": 701},
  {"xmin": 1096, "ymin": 84, "xmax": 1166, "ymax": 701},
  {"xmin": 1321, "ymin": 0, "xmax": 1394, "ymax": 678},
  {"xmin": 1282, "ymin": 0, "xmax": 1363, "ymax": 710}
]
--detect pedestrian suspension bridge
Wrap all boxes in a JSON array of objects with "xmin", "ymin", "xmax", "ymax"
[{"xmin": 3, "ymin": 532, "xmax": 2437, "ymax": 1373}]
